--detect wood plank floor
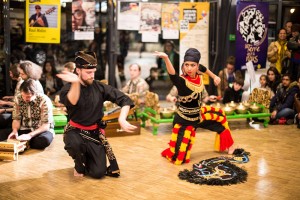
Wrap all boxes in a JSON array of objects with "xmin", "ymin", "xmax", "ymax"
[{"xmin": 0, "ymin": 120, "xmax": 300, "ymax": 200}]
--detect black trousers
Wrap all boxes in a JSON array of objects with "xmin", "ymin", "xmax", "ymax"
[
  {"xmin": 63, "ymin": 129, "xmax": 107, "ymax": 179},
  {"xmin": 19, "ymin": 129, "xmax": 53, "ymax": 149}
]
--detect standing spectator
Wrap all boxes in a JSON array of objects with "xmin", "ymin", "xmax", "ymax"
[
  {"xmin": 157, "ymin": 40, "xmax": 180, "ymax": 76},
  {"xmin": 7, "ymin": 79, "xmax": 54, "ymax": 149},
  {"xmin": 285, "ymin": 21, "xmax": 293, "ymax": 41},
  {"xmin": 267, "ymin": 28, "xmax": 289, "ymax": 74},
  {"xmin": 217, "ymin": 56, "xmax": 243, "ymax": 98},
  {"xmin": 269, "ymin": 74, "xmax": 299, "ymax": 125},
  {"xmin": 287, "ymin": 24, "xmax": 300, "ymax": 82}
]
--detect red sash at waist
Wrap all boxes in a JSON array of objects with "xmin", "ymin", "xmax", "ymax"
[{"xmin": 69, "ymin": 120, "xmax": 98, "ymax": 130}]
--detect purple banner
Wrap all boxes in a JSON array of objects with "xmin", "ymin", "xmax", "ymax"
[{"xmin": 236, "ymin": 2, "xmax": 269, "ymax": 70}]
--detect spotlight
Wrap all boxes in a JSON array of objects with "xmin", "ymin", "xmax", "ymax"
[{"xmin": 290, "ymin": 8, "xmax": 295, "ymax": 14}]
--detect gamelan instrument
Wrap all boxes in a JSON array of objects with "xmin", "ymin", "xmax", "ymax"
[{"xmin": 0, "ymin": 139, "xmax": 29, "ymax": 161}]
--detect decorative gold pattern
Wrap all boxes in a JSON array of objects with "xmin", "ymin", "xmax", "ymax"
[
  {"xmin": 176, "ymin": 109, "xmax": 200, "ymax": 121},
  {"xmin": 183, "ymin": 75, "xmax": 204, "ymax": 93}
]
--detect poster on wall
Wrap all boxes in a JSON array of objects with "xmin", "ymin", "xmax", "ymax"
[
  {"xmin": 26, "ymin": 0, "xmax": 61, "ymax": 43},
  {"xmin": 161, "ymin": 3, "xmax": 179, "ymax": 39},
  {"xmin": 179, "ymin": 2, "xmax": 210, "ymax": 85},
  {"xmin": 236, "ymin": 2, "xmax": 269, "ymax": 70},
  {"xmin": 72, "ymin": 0, "xmax": 96, "ymax": 40},
  {"xmin": 139, "ymin": 3, "xmax": 162, "ymax": 34},
  {"xmin": 117, "ymin": 1, "xmax": 140, "ymax": 30}
]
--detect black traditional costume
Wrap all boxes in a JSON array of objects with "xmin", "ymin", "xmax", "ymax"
[{"xmin": 60, "ymin": 51, "xmax": 134, "ymax": 178}]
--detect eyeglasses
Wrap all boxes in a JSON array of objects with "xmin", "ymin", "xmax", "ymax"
[{"xmin": 72, "ymin": 10, "xmax": 84, "ymax": 19}]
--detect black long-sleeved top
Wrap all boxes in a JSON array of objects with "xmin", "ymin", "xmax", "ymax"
[{"xmin": 60, "ymin": 80, "xmax": 134, "ymax": 126}]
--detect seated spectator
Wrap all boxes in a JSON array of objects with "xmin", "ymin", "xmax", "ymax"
[
  {"xmin": 0, "ymin": 64, "xmax": 23, "ymax": 131},
  {"xmin": 145, "ymin": 67, "xmax": 159, "ymax": 91},
  {"xmin": 122, "ymin": 63, "xmax": 149, "ymax": 105},
  {"xmin": 217, "ymin": 56, "xmax": 243, "ymax": 98},
  {"xmin": 266, "ymin": 67, "xmax": 281, "ymax": 95},
  {"xmin": 7, "ymin": 79, "xmax": 54, "ymax": 149},
  {"xmin": 63, "ymin": 61, "xmax": 76, "ymax": 73},
  {"xmin": 223, "ymin": 78, "xmax": 244, "ymax": 104},
  {"xmin": 269, "ymin": 74, "xmax": 299, "ymax": 125},
  {"xmin": 19, "ymin": 60, "xmax": 44, "ymax": 94},
  {"xmin": 62, "ymin": 62, "xmax": 76, "ymax": 85},
  {"xmin": 258, "ymin": 74, "xmax": 274, "ymax": 96},
  {"xmin": 157, "ymin": 40, "xmax": 180, "ymax": 77},
  {"xmin": 294, "ymin": 75, "xmax": 300, "ymax": 128},
  {"xmin": 40, "ymin": 60, "xmax": 63, "ymax": 99},
  {"xmin": 248, "ymin": 74, "xmax": 273, "ymax": 109}
]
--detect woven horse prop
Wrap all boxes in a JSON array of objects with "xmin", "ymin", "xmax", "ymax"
[{"xmin": 178, "ymin": 149, "xmax": 250, "ymax": 185}]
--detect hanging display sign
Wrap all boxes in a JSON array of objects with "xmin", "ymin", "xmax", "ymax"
[
  {"xmin": 73, "ymin": 0, "xmax": 96, "ymax": 40},
  {"xmin": 139, "ymin": 2, "xmax": 162, "ymax": 34},
  {"xmin": 26, "ymin": 0, "xmax": 61, "ymax": 43},
  {"xmin": 117, "ymin": 1, "xmax": 140, "ymax": 30},
  {"xmin": 236, "ymin": 2, "xmax": 269, "ymax": 70},
  {"xmin": 179, "ymin": 2, "xmax": 210, "ymax": 85},
  {"xmin": 161, "ymin": 3, "xmax": 179, "ymax": 39}
]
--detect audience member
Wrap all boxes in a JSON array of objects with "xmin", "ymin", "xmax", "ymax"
[
  {"xmin": 285, "ymin": 21, "xmax": 293, "ymax": 41},
  {"xmin": 223, "ymin": 78, "xmax": 244, "ymax": 104},
  {"xmin": 269, "ymin": 74, "xmax": 299, "ymax": 125},
  {"xmin": 122, "ymin": 63, "xmax": 149, "ymax": 104},
  {"xmin": 217, "ymin": 56, "xmax": 243, "ymax": 98},
  {"xmin": 0, "ymin": 64, "xmax": 23, "ymax": 130},
  {"xmin": 266, "ymin": 67, "xmax": 281, "ymax": 95},
  {"xmin": 40, "ymin": 60, "xmax": 63, "ymax": 99},
  {"xmin": 294, "ymin": 75, "xmax": 300, "ymax": 128},
  {"xmin": 145, "ymin": 67, "xmax": 159, "ymax": 91},
  {"xmin": 248, "ymin": 74, "xmax": 273, "ymax": 109},
  {"xmin": 267, "ymin": 28, "xmax": 289, "ymax": 74},
  {"xmin": 157, "ymin": 40, "xmax": 180, "ymax": 76},
  {"xmin": 18, "ymin": 61, "xmax": 44, "ymax": 94},
  {"xmin": 287, "ymin": 24, "xmax": 300, "ymax": 81},
  {"xmin": 7, "ymin": 79, "xmax": 54, "ymax": 149}
]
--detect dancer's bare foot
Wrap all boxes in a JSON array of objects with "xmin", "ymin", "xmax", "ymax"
[
  {"xmin": 227, "ymin": 145, "xmax": 235, "ymax": 155},
  {"xmin": 74, "ymin": 169, "xmax": 84, "ymax": 177}
]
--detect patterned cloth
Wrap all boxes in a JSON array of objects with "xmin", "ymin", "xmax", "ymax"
[{"xmin": 12, "ymin": 93, "xmax": 54, "ymax": 133}]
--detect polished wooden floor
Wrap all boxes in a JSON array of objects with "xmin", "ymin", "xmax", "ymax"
[{"xmin": 1, "ymin": 120, "xmax": 300, "ymax": 200}]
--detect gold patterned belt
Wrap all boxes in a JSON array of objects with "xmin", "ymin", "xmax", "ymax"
[
  {"xmin": 177, "ymin": 105, "xmax": 200, "ymax": 115},
  {"xmin": 176, "ymin": 109, "xmax": 200, "ymax": 121}
]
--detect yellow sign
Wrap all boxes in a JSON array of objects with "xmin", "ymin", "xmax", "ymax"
[
  {"xmin": 26, "ymin": 0, "xmax": 61, "ymax": 43},
  {"xmin": 179, "ymin": 2, "xmax": 210, "ymax": 85}
]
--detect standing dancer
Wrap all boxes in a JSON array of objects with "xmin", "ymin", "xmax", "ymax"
[
  {"xmin": 154, "ymin": 48, "xmax": 235, "ymax": 165},
  {"xmin": 58, "ymin": 51, "xmax": 136, "ymax": 178}
]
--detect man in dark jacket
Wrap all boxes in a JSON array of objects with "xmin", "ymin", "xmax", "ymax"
[{"xmin": 269, "ymin": 74, "xmax": 299, "ymax": 124}]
